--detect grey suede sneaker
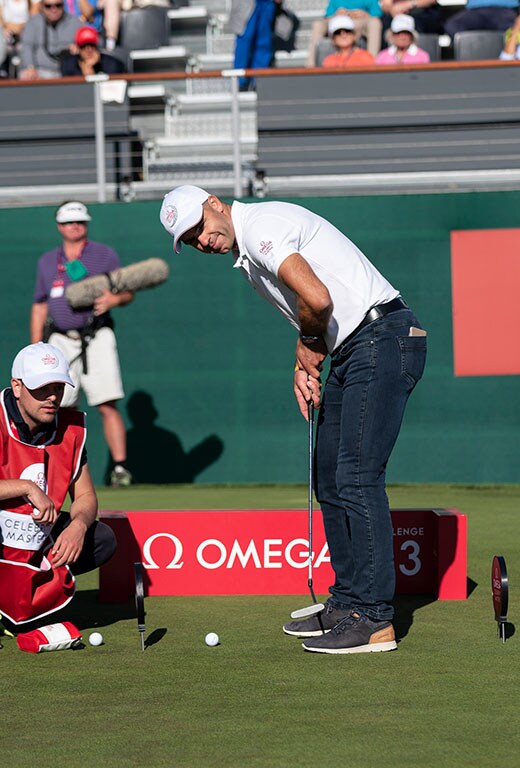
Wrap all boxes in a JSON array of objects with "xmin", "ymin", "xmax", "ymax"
[
  {"xmin": 283, "ymin": 604, "xmax": 351, "ymax": 637},
  {"xmin": 302, "ymin": 611, "xmax": 397, "ymax": 654}
]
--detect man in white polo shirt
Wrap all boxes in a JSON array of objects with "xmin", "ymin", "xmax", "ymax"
[{"xmin": 160, "ymin": 186, "xmax": 427, "ymax": 655}]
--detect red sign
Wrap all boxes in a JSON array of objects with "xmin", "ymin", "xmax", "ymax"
[
  {"xmin": 99, "ymin": 508, "xmax": 467, "ymax": 602},
  {"xmin": 451, "ymin": 228, "xmax": 520, "ymax": 376}
]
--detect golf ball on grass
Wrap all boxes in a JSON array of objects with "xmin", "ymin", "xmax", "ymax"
[
  {"xmin": 205, "ymin": 632, "xmax": 219, "ymax": 647},
  {"xmin": 88, "ymin": 632, "xmax": 104, "ymax": 647}
]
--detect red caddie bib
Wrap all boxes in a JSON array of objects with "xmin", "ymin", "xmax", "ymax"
[{"xmin": 0, "ymin": 390, "xmax": 87, "ymax": 625}]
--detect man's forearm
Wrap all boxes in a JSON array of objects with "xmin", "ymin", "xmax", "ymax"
[
  {"xmin": 297, "ymin": 297, "xmax": 332, "ymax": 337},
  {"xmin": 115, "ymin": 290, "xmax": 134, "ymax": 307},
  {"xmin": 69, "ymin": 491, "xmax": 98, "ymax": 531},
  {"xmin": 30, "ymin": 302, "xmax": 48, "ymax": 342},
  {"xmin": 0, "ymin": 479, "xmax": 33, "ymax": 502}
]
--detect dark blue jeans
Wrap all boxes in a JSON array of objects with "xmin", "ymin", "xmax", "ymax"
[
  {"xmin": 314, "ymin": 309, "xmax": 427, "ymax": 622},
  {"xmin": 444, "ymin": 6, "xmax": 516, "ymax": 36}
]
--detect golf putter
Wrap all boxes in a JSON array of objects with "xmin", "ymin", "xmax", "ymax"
[
  {"xmin": 134, "ymin": 562, "xmax": 146, "ymax": 651},
  {"xmin": 290, "ymin": 400, "xmax": 326, "ymax": 621}
]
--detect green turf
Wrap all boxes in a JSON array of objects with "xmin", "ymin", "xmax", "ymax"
[{"xmin": 3, "ymin": 484, "xmax": 519, "ymax": 767}]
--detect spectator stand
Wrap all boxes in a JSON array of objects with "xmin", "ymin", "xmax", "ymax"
[{"xmin": 2, "ymin": 0, "xmax": 520, "ymax": 205}]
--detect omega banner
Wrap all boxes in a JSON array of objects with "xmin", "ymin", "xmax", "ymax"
[{"xmin": 99, "ymin": 508, "xmax": 467, "ymax": 603}]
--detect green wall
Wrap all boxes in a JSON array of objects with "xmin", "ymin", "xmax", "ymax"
[{"xmin": 1, "ymin": 190, "xmax": 519, "ymax": 485}]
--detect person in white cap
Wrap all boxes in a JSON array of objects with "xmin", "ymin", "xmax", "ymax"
[
  {"xmin": 306, "ymin": 0, "xmax": 383, "ymax": 66},
  {"xmin": 30, "ymin": 200, "xmax": 134, "ymax": 488},
  {"xmin": 376, "ymin": 13, "xmax": 430, "ymax": 64},
  {"xmin": 0, "ymin": 342, "xmax": 116, "ymax": 627},
  {"xmin": 159, "ymin": 186, "xmax": 427, "ymax": 655},
  {"xmin": 321, "ymin": 14, "xmax": 375, "ymax": 67}
]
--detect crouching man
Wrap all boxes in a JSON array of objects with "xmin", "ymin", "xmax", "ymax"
[{"xmin": 0, "ymin": 342, "xmax": 116, "ymax": 627}]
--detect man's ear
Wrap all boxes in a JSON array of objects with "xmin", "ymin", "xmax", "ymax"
[
  {"xmin": 207, "ymin": 195, "xmax": 224, "ymax": 212},
  {"xmin": 11, "ymin": 379, "xmax": 22, "ymax": 399}
]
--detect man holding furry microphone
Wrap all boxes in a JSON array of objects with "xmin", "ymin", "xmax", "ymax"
[{"xmin": 30, "ymin": 201, "xmax": 133, "ymax": 488}]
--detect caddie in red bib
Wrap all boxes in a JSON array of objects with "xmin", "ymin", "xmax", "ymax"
[{"xmin": 0, "ymin": 342, "xmax": 117, "ymax": 627}]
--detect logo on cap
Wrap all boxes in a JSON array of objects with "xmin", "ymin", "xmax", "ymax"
[
  {"xmin": 41, "ymin": 353, "xmax": 58, "ymax": 369},
  {"xmin": 164, "ymin": 205, "xmax": 178, "ymax": 228}
]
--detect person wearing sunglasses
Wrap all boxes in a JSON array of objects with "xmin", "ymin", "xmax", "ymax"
[
  {"xmin": 31, "ymin": 201, "xmax": 134, "ymax": 488},
  {"xmin": 60, "ymin": 25, "xmax": 124, "ymax": 75},
  {"xmin": 19, "ymin": 0, "xmax": 81, "ymax": 79},
  {"xmin": 321, "ymin": 15, "xmax": 375, "ymax": 67}
]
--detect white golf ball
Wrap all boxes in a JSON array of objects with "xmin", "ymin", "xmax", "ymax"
[
  {"xmin": 205, "ymin": 632, "xmax": 219, "ymax": 647},
  {"xmin": 88, "ymin": 632, "xmax": 104, "ymax": 647}
]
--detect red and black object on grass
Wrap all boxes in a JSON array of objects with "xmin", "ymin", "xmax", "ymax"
[
  {"xmin": 491, "ymin": 555, "xmax": 508, "ymax": 643},
  {"xmin": 290, "ymin": 401, "xmax": 325, "ymax": 624},
  {"xmin": 134, "ymin": 562, "xmax": 146, "ymax": 651}
]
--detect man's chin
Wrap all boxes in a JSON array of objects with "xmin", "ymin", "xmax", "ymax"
[{"xmin": 39, "ymin": 410, "xmax": 57, "ymax": 421}]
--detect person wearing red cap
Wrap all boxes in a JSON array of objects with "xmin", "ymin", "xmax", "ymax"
[{"xmin": 60, "ymin": 23, "xmax": 124, "ymax": 75}]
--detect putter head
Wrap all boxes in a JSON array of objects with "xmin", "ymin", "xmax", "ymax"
[{"xmin": 290, "ymin": 602, "xmax": 325, "ymax": 620}]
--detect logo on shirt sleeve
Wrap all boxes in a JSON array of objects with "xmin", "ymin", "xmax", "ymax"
[{"xmin": 259, "ymin": 241, "xmax": 273, "ymax": 256}]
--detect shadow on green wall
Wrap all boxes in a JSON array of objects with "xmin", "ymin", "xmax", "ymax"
[{"xmin": 103, "ymin": 390, "xmax": 224, "ymax": 484}]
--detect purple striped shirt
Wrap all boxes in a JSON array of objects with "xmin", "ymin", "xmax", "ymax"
[{"xmin": 33, "ymin": 241, "xmax": 121, "ymax": 331}]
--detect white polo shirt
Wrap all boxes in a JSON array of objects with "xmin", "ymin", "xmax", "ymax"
[{"xmin": 231, "ymin": 200, "xmax": 399, "ymax": 353}]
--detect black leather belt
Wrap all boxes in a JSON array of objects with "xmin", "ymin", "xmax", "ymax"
[
  {"xmin": 333, "ymin": 296, "xmax": 408, "ymax": 355},
  {"xmin": 358, "ymin": 296, "xmax": 408, "ymax": 330}
]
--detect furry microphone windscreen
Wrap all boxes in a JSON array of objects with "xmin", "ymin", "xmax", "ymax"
[{"xmin": 65, "ymin": 258, "xmax": 170, "ymax": 308}]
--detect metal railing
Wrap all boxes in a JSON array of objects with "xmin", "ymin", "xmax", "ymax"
[{"xmin": 2, "ymin": 59, "xmax": 520, "ymax": 209}]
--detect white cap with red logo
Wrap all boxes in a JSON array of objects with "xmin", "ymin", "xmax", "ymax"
[
  {"xmin": 12, "ymin": 343, "xmax": 74, "ymax": 390},
  {"xmin": 159, "ymin": 185, "xmax": 209, "ymax": 253}
]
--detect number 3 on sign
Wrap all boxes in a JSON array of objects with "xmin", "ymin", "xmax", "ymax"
[{"xmin": 399, "ymin": 539, "xmax": 421, "ymax": 576}]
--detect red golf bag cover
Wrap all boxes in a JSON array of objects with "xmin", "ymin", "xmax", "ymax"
[
  {"xmin": 0, "ymin": 392, "xmax": 87, "ymax": 625},
  {"xmin": 16, "ymin": 621, "xmax": 82, "ymax": 653}
]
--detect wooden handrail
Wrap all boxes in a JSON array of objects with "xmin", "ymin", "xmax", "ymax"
[{"xmin": 1, "ymin": 58, "xmax": 520, "ymax": 88}]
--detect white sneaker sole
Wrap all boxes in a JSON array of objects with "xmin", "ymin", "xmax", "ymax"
[
  {"xmin": 302, "ymin": 640, "xmax": 397, "ymax": 654},
  {"xmin": 283, "ymin": 625, "xmax": 331, "ymax": 638}
]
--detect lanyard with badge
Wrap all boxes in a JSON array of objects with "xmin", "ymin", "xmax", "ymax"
[{"xmin": 50, "ymin": 248, "xmax": 89, "ymax": 298}]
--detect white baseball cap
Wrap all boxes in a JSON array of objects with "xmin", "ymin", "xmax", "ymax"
[
  {"xmin": 12, "ymin": 343, "xmax": 74, "ymax": 390},
  {"xmin": 328, "ymin": 15, "xmax": 355, "ymax": 35},
  {"xmin": 390, "ymin": 14, "xmax": 416, "ymax": 35},
  {"xmin": 56, "ymin": 201, "xmax": 91, "ymax": 224},
  {"xmin": 160, "ymin": 185, "xmax": 209, "ymax": 253}
]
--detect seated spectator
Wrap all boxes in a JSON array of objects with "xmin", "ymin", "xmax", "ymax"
[
  {"xmin": 499, "ymin": 11, "xmax": 520, "ymax": 56},
  {"xmin": 321, "ymin": 14, "xmax": 375, "ymax": 66},
  {"xmin": 445, "ymin": 0, "xmax": 518, "ymax": 38},
  {"xmin": 307, "ymin": 0, "xmax": 382, "ymax": 66},
  {"xmin": 0, "ymin": 0, "xmax": 37, "ymax": 76},
  {"xmin": 60, "ymin": 24, "xmax": 124, "ymax": 73},
  {"xmin": 19, "ymin": 0, "xmax": 81, "ymax": 78},
  {"xmin": 376, "ymin": 13, "xmax": 430, "ymax": 63},
  {"xmin": 379, "ymin": 0, "xmax": 444, "ymax": 40}
]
